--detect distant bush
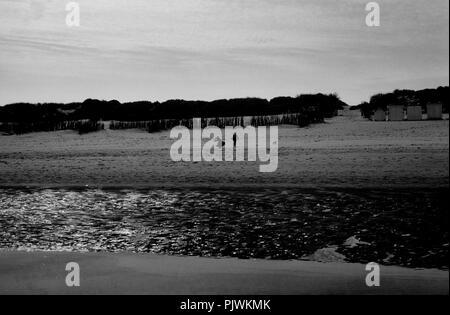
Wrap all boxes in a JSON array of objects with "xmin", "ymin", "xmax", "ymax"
[
  {"xmin": 110, "ymin": 119, "xmax": 188, "ymax": 132},
  {"xmin": 0, "ymin": 120, "xmax": 104, "ymax": 135},
  {"xmin": 207, "ymin": 117, "xmax": 244, "ymax": 128},
  {"xmin": 250, "ymin": 111, "xmax": 322, "ymax": 127},
  {"xmin": 72, "ymin": 120, "xmax": 104, "ymax": 135}
]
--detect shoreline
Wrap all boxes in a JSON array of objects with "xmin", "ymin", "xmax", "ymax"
[
  {"xmin": 0, "ymin": 250, "xmax": 448, "ymax": 295},
  {"xmin": 0, "ymin": 183, "xmax": 448, "ymax": 190}
]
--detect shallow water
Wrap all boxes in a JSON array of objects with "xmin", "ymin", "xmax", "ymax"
[{"xmin": 0, "ymin": 187, "xmax": 448, "ymax": 269}]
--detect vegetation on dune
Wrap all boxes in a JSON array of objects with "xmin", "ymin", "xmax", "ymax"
[
  {"xmin": 251, "ymin": 111, "xmax": 324, "ymax": 127},
  {"xmin": 355, "ymin": 86, "xmax": 449, "ymax": 119},
  {"xmin": 0, "ymin": 93, "xmax": 346, "ymax": 135},
  {"xmin": 110, "ymin": 119, "xmax": 193, "ymax": 133},
  {"xmin": 0, "ymin": 120, "xmax": 104, "ymax": 135},
  {"xmin": 74, "ymin": 120, "xmax": 105, "ymax": 135},
  {"xmin": 110, "ymin": 111, "xmax": 325, "ymax": 134}
]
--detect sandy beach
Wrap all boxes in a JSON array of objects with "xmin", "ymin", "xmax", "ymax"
[
  {"xmin": 0, "ymin": 111, "xmax": 448, "ymax": 295},
  {"xmin": 0, "ymin": 111, "xmax": 448, "ymax": 188},
  {"xmin": 1, "ymin": 0, "xmax": 448, "ymax": 298},
  {"xmin": 0, "ymin": 250, "xmax": 447, "ymax": 295}
]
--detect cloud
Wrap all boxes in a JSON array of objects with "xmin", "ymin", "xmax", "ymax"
[{"xmin": 0, "ymin": 0, "xmax": 448, "ymax": 105}]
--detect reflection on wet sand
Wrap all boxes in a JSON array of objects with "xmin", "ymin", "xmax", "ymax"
[{"xmin": 0, "ymin": 187, "xmax": 447, "ymax": 269}]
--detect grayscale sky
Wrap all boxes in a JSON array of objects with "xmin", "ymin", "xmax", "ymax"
[{"xmin": 0, "ymin": 0, "xmax": 448, "ymax": 105}]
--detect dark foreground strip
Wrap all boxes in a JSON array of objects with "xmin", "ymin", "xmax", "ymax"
[{"xmin": 0, "ymin": 295, "xmax": 447, "ymax": 313}]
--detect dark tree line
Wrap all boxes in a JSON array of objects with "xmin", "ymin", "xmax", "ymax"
[
  {"xmin": 0, "ymin": 120, "xmax": 104, "ymax": 135},
  {"xmin": 0, "ymin": 94, "xmax": 345, "ymax": 123},
  {"xmin": 0, "ymin": 93, "xmax": 346, "ymax": 135}
]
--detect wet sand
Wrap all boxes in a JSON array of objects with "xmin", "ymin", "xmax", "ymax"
[
  {"xmin": 1, "ymin": 187, "xmax": 447, "ymax": 269},
  {"xmin": 0, "ymin": 250, "xmax": 447, "ymax": 295}
]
